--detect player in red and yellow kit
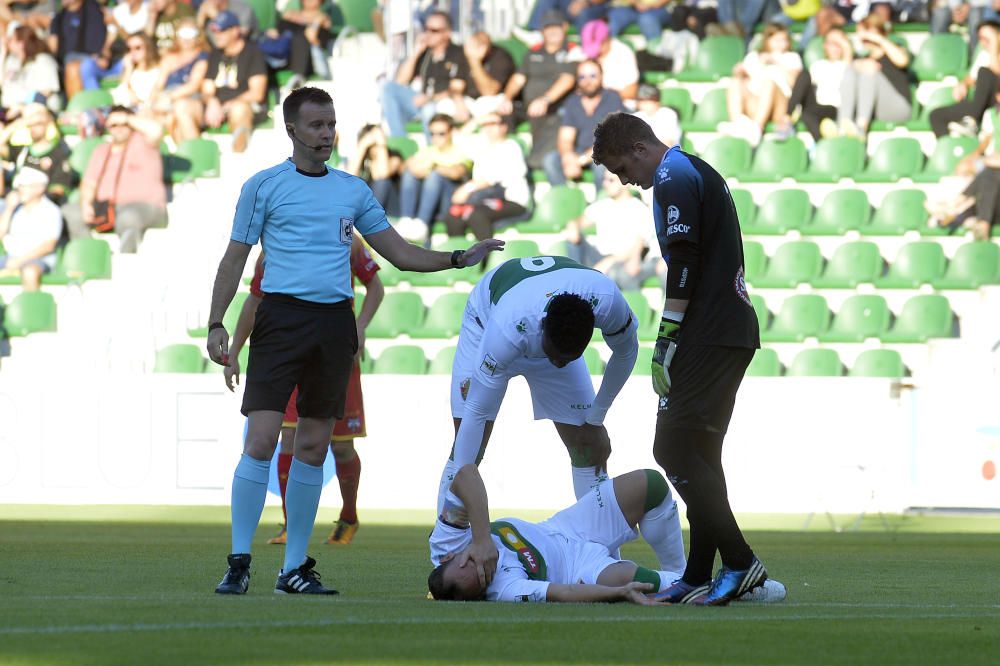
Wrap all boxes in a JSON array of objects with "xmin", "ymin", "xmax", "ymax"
[{"xmin": 225, "ymin": 235, "xmax": 384, "ymax": 545}]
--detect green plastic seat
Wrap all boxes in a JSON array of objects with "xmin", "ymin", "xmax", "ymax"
[
  {"xmin": 803, "ymin": 189, "xmax": 871, "ymax": 235},
  {"xmin": 742, "ymin": 240, "xmax": 766, "ymax": 283},
  {"xmin": 632, "ymin": 346, "xmax": 653, "ymax": 375},
  {"xmin": 740, "ymin": 137, "xmax": 808, "ymax": 183},
  {"xmin": 66, "ymin": 89, "xmax": 113, "ymax": 114},
  {"xmin": 849, "ymin": 349, "xmax": 906, "ymax": 378},
  {"xmin": 428, "ymin": 346, "xmax": 457, "ymax": 374},
  {"xmin": 583, "ymin": 347, "xmax": 604, "ymax": 375},
  {"xmin": 760, "ymin": 294, "xmax": 830, "ymax": 343},
  {"xmin": 62, "ymin": 237, "xmax": 112, "ymax": 281},
  {"xmin": 2, "ymin": 291, "xmax": 56, "ymax": 336},
  {"xmin": 854, "ymin": 137, "xmax": 924, "ymax": 182},
  {"xmin": 622, "ymin": 290, "xmax": 653, "ymax": 329},
  {"xmin": 798, "ymin": 137, "xmax": 866, "ymax": 183},
  {"xmin": 730, "ymin": 188, "xmax": 756, "ymax": 227},
  {"xmin": 745, "ymin": 347, "xmax": 781, "ymax": 377},
  {"xmin": 365, "ymin": 292, "xmax": 425, "ymax": 338},
  {"xmin": 335, "ymin": 0, "xmax": 377, "ymax": 32},
  {"xmin": 675, "ymin": 36, "xmax": 744, "ymax": 82},
  {"xmin": 373, "ymin": 345, "xmax": 427, "ymax": 374},
  {"xmin": 494, "ymin": 37, "xmax": 528, "ymax": 67},
  {"xmin": 912, "ymin": 135, "xmax": 979, "ymax": 182},
  {"xmin": 386, "ymin": 136, "xmax": 419, "ymax": 160},
  {"xmin": 659, "ymin": 87, "xmax": 693, "ymax": 122},
  {"xmin": 684, "ymin": 88, "xmax": 729, "ymax": 132},
  {"xmin": 189, "ymin": 292, "xmax": 248, "ymax": 337},
  {"xmin": 876, "ymin": 242, "xmax": 947, "ymax": 288},
  {"xmin": 802, "ymin": 36, "xmax": 825, "ymax": 69},
  {"xmin": 699, "ymin": 136, "xmax": 753, "ymax": 178},
  {"xmin": 245, "ymin": 0, "xmax": 276, "ymax": 30},
  {"xmin": 411, "ymin": 292, "xmax": 467, "ymax": 338},
  {"xmin": 69, "ymin": 137, "xmax": 107, "ymax": 175},
  {"xmin": 912, "ymin": 33, "xmax": 968, "ymax": 81},
  {"xmin": 882, "ymin": 294, "xmax": 955, "ymax": 342},
  {"xmin": 819, "ymin": 295, "xmax": 892, "ymax": 342},
  {"xmin": 515, "ymin": 186, "xmax": 586, "ymax": 233},
  {"xmin": 749, "ymin": 293, "xmax": 769, "ymax": 333},
  {"xmin": 154, "ymin": 344, "xmax": 205, "ymax": 373},
  {"xmin": 753, "ymin": 240, "xmax": 823, "ymax": 288},
  {"xmin": 933, "ymin": 242, "xmax": 1000, "ymax": 289},
  {"xmin": 812, "ymin": 241, "xmax": 883, "ymax": 288},
  {"xmin": 786, "ymin": 348, "xmax": 843, "ymax": 377},
  {"xmin": 485, "ymin": 239, "xmax": 541, "ymax": 271},
  {"xmin": 906, "ymin": 86, "xmax": 958, "ymax": 131},
  {"xmin": 175, "ymin": 138, "xmax": 221, "ymax": 179},
  {"xmin": 863, "ymin": 189, "xmax": 929, "ymax": 235},
  {"xmin": 743, "ymin": 188, "xmax": 810, "ymax": 235}
]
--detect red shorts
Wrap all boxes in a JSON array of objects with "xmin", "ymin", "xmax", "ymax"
[{"xmin": 282, "ymin": 361, "xmax": 366, "ymax": 441}]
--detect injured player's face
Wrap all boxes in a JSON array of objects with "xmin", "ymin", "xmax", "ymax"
[{"xmin": 438, "ymin": 556, "xmax": 487, "ymax": 601}]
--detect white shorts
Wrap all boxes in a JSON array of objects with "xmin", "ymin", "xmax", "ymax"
[
  {"xmin": 539, "ymin": 478, "xmax": 639, "ymax": 585},
  {"xmin": 450, "ymin": 308, "xmax": 596, "ymax": 424}
]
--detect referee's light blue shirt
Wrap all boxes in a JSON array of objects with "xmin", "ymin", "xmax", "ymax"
[{"xmin": 230, "ymin": 160, "xmax": 391, "ymax": 304}]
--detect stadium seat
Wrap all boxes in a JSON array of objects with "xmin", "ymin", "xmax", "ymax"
[
  {"xmin": 632, "ymin": 346, "xmax": 653, "ymax": 375},
  {"xmin": 386, "ymin": 136, "xmax": 419, "ymax": 160},
  {"xmin": 740, "ymin": 137, "xmax": 808, "ymax": 182},
  {"xmin": 849, "ymin": 349, "xmax": 906, "ymax": 378},
  {"xmin": 745, "ymin": 347, "xmax": 781, "ymax": 377},
  {"xmin": 2, "ymin": 291, "xmax": 56, "ymax": 336},
  {"xmin": 913, "ymin": 135, "xmax": 979, "ymax": 183},
  {"xmin": 189, "ymin": 292, "xmax": 248, "ymax": 337},
  {"xmin": 411, "ymin": 292, "xmax": 467, "ymax": 338},
  {"xmin": 494, "ymin": 37, "xmax": 528, "ymax": 67},
  {"xmin": 906, "ymin": 86, "xmax": 958, "ymax": 131},
  {"xmin": 933, "ymin": 242, "xmax": 1000, "ymax": 289},
  {"xmin": 373, "ymin": 345, "xmax": 427, "ymax": 374},
  {"xmin": 749, "ymin": 293, "xmax": 769, "ymax": 332},
  {"xmin": 731, "ymin": 188, "xmax": 756, "ymax": 227},
  {"xmin": 485, "ymin": 239, "xmax": 541, "ymax": 271},
  {"xmin": 876, "ymin": 242, "xmax": 947, "ymax": 288},
  {"xmin": 803, "ymin": 189, "xmax": 871, "ymax": 235},
  {"xmin": 798, "ymin": 137, "xmax": 866, "ymax": 183},
  {"xmin": 515, "ymin": 186, "xmax": 586, "ymax": 233},
  {"xmin": 742, "ymin": 188, "xmax": 811, "ymax": 235},
  {"xmin": 366, "ymin": 292, "xmax": 425, "ymax": 338},
  {"xmin": 683, "ymin": 88, "xmax": 729, "ymax": 131},
  {"xmin": 335, "ymin": 0, "xmax": 377, "ymax": 32},
  {"xmin": 854, "ymin": 137, "xmax": 924, "ymax": 182},
  {"xmin": 819, "ymin": 294, "xmax": 892, "ymax": 342},
  {"xmin": 786, "ymin": 348, "xmax": 843, "ymax": 377},
  {"xmin": 246, "ymin": 0, "xmax": 276, "ymax": 30},
  {"xmin": 812, "ymin": 241, "xmax": 883, "ymax": 288},
  {"xmin": 863, "ymin": 189, "xmax": 929, "ymax": 235},
  {"xmin": 881, "ymin": 294, "xmax": 955, "ymax": 342},
  {"xmin": 583, "ymin": 347, "xmax": 604, "ymax": 375},
  {"xmin": 912, "ymin": 33, "xmax": 968, "ymax": 81},
  {"xmin": 622, "ymin": 290, "xmax": 653, "ymax": 328},
  {"xmin": 154, "ymin": 344, "xmax": 205, "ymax": 373},
  {"xmin": 428, "ymin": 346, "xmax": 457, "ymax": 374},
  {"xmin": 175, "ymin": 138, "xmax": 221, "ymax": 179},
  {"xmin": 742, "ymin": 240, "xmax": 766, "ymax": 283},
  {"xmin": 66, "ymin": 88, "xmax": 113, "ymax": 114},
  {"xmin": 69, "ymin": 137, "xmax": 107, "ymax": 175},
  {"xmin": 659, "ymin": 87, "xmax": 693, "ymax": 122},
  {"xmin": 699, "ymin": 136, "xmax": 753, "ymax": 178},
  {"xmin": 753, "ymin": 240, "xmax": 823, "ymax": 288},
  {"xmin": 802, "ymin": 36, "xmax": 825, "ymax": 68},
  {"xmin": 760, "ymin": 294, "xmax": 830, "ymax": 343},
  {"xmin": 62, "ymin": 237, "xmax": 112, "ymax": 281},
  {"xmin": 675, "ymin": 36, "xmax": 744, "ymax": 82}
]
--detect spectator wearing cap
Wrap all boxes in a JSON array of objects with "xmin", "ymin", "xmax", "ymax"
[
  {"xmin": 607, "ymin": 1, "xmax": 672, "ymax": 42},
  {"xmin": 581, "ymin": 18, "xmax": 639, "ymax": 102},
  {"xmin": 182, "ymin": 9, "xmax": 267, "ymax": 153},
  {"xmin": 62, "ymin": 105, "xmax": 167, "ymax": 254},
  {"xmin": 46, "ymin": 0, "xmax": 107, "ymax": 99},
  {"xmin": 380, "ymin": 10, "xmax": 472, "ymax": 138},
  {"xmin": 528, "ymin": 0, "xmax": 608, "ymax": 31},
  {"xmin": 497, "ymin": 10, "xmax": 583, "ymax": 173},
  {"xmin": 544, "ymin": 58, "xmax": 626, "ymax": 192},
  {"xmin": 0, "ymin": 167, "xmax": 63, "ymax": 291},
  {"xmin": 632, "ymin": 83, "xmax": 680, "ymax": 147},
  {"xmin": 1, "ymin": 23, "xmax": 61, "ymax": 114},
  {"xmin": 0, "ymin": 104, "xmax": 76, "ymax": 206}
]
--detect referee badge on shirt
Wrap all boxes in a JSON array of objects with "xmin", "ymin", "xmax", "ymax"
[{"xmin": 340, "ymin": 217, "xmax": 354, "ymax": 244}]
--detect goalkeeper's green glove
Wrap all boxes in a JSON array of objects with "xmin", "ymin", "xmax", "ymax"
[{"xmin": 651, "ymin": 316, "xmax": 681, "ymax": 397}]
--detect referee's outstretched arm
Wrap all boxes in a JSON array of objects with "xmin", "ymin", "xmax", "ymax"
[{"xmin": 364, "ymin": 227, "xmax": 504, "ymax": 272}]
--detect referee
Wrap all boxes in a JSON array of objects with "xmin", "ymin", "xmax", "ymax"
[
  {"xmin": 207, "ymin": 87, "xmax": 503, "ymax": 595},
  {"xmin": 592, "ymin": 112, "xmax": 765, "ymax": 606}
]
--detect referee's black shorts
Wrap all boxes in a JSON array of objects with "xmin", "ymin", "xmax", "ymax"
[
  {"xmin": 656, "ymin": 345, "xmax": 755, "ymax": 433},
  {"xmin": 242, "ymin": 293, "xmax": 357, "ymax": 420}
]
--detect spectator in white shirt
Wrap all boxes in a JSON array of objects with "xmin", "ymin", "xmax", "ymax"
[
  {"xmin": 0, "ymin": 167, "xmax": 63, "ymax": 291},
  {"xmin": 632, "ymin": 83, "xmax": 680, "ymax": 147}
]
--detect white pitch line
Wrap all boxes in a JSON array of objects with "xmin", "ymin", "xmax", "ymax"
[{"xmin": 3, "ymin": 611, "xmax": 999, "ymax": 636}]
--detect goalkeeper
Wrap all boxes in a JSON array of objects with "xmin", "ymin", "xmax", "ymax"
[{"xmin": 592, "ymin": 112, "xmax": 765, "ymax": 606}]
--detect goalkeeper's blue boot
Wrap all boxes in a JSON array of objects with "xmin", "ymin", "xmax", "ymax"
[
  {"xmin": 215, "ymin": 553, "xmax": 251, "ymax": 595},
  {"xmin": 694, "ymin": 556, "xmax": 767, "ymax": 606},
  {"xmin": 649, "ymin": 578, "xmax": 711, "ymax": 604}
]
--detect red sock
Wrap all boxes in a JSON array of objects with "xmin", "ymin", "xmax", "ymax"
[
  {"xmin": 336, "ymin": 454, "xmax": 361, "ymax": 524},
  {"xmin": 277, "ymin": 452, "xmax": 293, "ymax": 524}
]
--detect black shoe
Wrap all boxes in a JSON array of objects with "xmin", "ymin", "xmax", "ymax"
[
  {"xmin": 215, "ymin": 553, "xmax": 251, "ymax": 595},
  {"xmin": 274, "ymin": 556, "xmax": 339, "ymax": 595}
]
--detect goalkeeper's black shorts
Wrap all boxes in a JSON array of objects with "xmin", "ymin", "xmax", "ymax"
[{"xmin": 655, "ymin": 345, "xmax": 754, "ymax": 434}]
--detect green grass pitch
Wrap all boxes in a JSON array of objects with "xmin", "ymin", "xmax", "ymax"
[{"xmin": 1, "ymin": 506, "xmax": 998, "ymax": 665}]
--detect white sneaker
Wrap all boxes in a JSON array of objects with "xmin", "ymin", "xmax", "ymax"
[
  {"xmin": 393, "ymin": 216, "xmax": 428, "ymax": 243},
  {"xmin": 736, "ymin": 578, "xmax": 786, "ymax": 604}
]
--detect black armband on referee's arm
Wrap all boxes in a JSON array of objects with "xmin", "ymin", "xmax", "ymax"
[{"xmin": 665, "ymin": 242, "xmax": 699, "ymax": 300}]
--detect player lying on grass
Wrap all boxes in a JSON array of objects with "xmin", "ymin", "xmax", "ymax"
[{"xmin": 427, "ymin": 465, "xmax": 786, "ymax": 604}]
